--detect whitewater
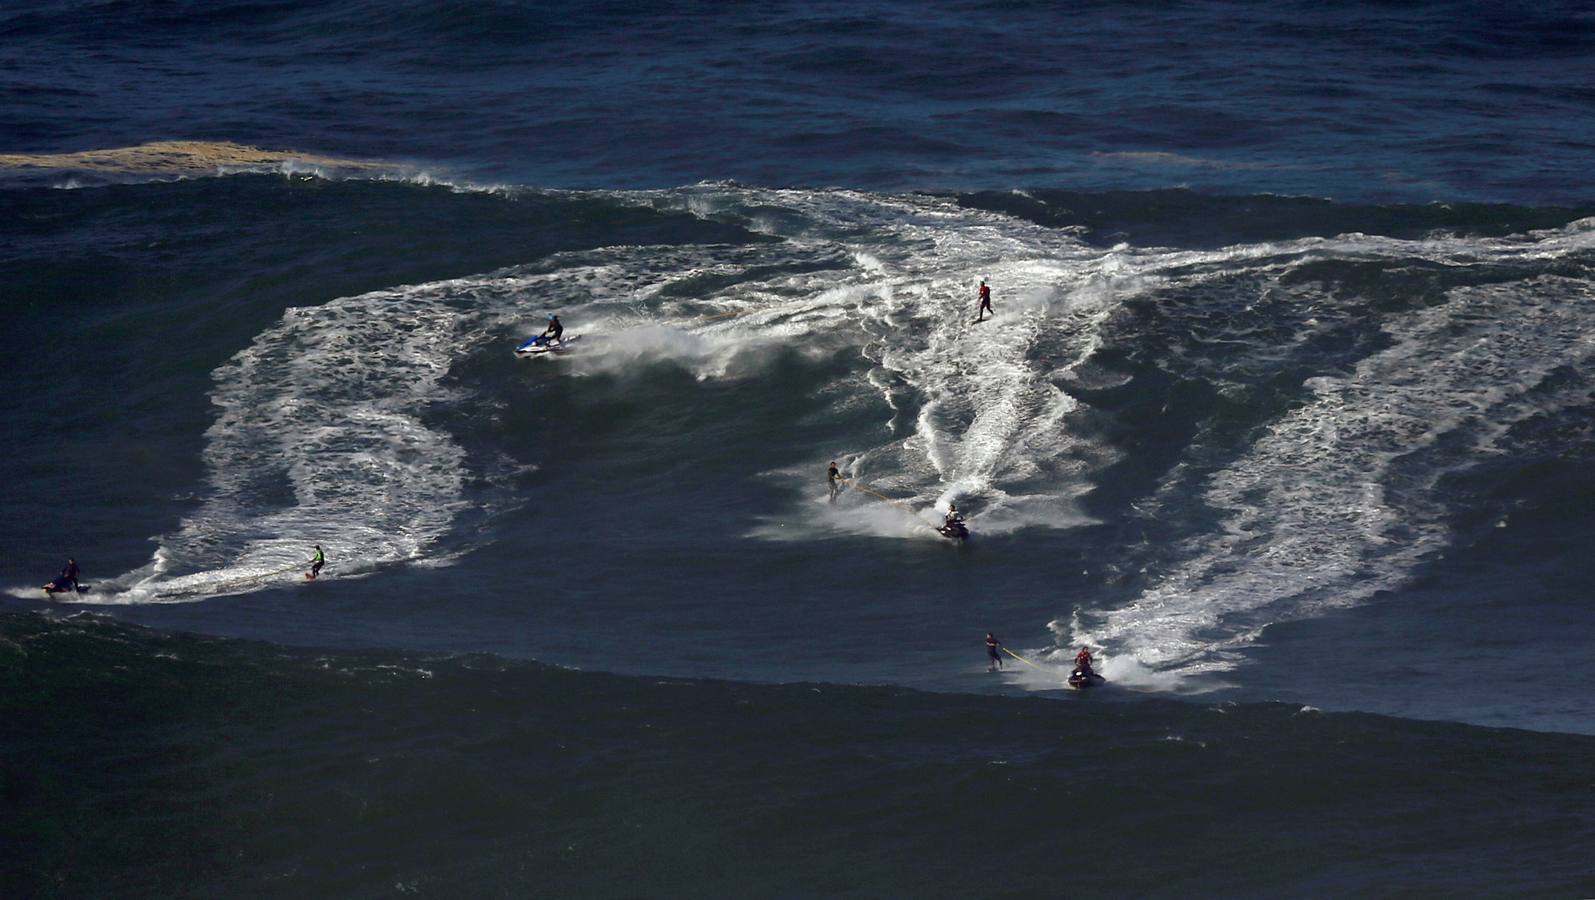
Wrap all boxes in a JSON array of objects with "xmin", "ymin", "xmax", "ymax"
[{"xmin": 18, "ymin": 179, "xmax": 1589, "ymax": 703}]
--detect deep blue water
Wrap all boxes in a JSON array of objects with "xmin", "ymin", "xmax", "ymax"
[{"xmin": 4, "ymin": 1, "xmax": 1595, "ymax": 896}]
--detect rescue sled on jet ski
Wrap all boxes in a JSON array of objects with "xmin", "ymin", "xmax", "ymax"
[
  {"xmin": 514, "ymin": 334, "xmax": 581, "ymax": 357},
  {"xmin": 1068, "ymin": 665, "xmax": 1106, "ymax": 689}
]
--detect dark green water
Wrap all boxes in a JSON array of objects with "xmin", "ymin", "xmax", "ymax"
[{"xmin": 5, "ymin": 615, "xmax": 1593, "ymax": 898}]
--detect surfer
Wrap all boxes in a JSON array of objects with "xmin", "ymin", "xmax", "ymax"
[
  {"xmin": 976, "ymin": 280, "xmax": 993, "ymax": 321},
  {"xmin": 986, "ymin": 632, "xmax": 1003, "ymax": 671},
  {"xmin": 308, "ymin": 545, "xmax": 325, "ymax": 580},
  {"xmin": 541, "ymin": 315, "xmax": 564, "ymax": 343},
  {"xmin": 827, "ymin": 461, "xmax": 841, "ymax": 501}
]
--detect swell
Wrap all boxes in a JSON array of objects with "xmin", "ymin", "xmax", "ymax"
[{"xmin": 3, "ymin": 612, "xmax": 1593, "ymax": 897}]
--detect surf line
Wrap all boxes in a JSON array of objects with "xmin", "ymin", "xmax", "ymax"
[
  {"xmin": 1003, "ymin": 647, "xmax": 1049, "ymax": 671},
  {"xmin": 835, "ymin": 476, "xmax": 915, "ymax": 511},
  {"xmin": 833, "ymin": 476, "xmax": 947, "ymax": 535},
  {"xmin": 842, "ymin": 478, "xmax": 963, "ymax": 542}
]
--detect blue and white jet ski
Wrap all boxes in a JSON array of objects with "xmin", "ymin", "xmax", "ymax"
[{"xmin": 514, "ymin": 334, "xmax": 581, "ymax": 357}]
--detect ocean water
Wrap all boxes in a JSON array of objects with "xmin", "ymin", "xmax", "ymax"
[{"xmin": 4, "ymin": 1, "xmax": 1595, "ymax": 896}]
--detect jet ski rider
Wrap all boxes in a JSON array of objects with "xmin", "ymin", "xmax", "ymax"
[
  {"xmin": 541, "ymin": 315, "xmax": 564, "ymax": 343},
  {"xmin": 945, "ymin": 502, "xmax": 964, "ymax": 528},
  {"xmin": 1075, "ymin": 647, "xmax": 1094, "ymax": 674}
]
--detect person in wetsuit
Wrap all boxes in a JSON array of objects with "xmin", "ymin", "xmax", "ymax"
[
  {"xmin": 827, "ymin": 461, "xmax": 842, "ymax": 501},
  {"xmin": 976, "ymin": 280, "xmax": 993, "ymax": 321},
  {"xmin": 43, "ymin": 558, "xmax": 81, "ymax": 594},
  {"xmin": 1075, "ymin": 647, "xmax": 1094, "ymax": 675},
  {"xmin": 309, "ymin": 545, "xmax": 325, "ymax": 580},
  {"xmin": 986, "ymin": 632, "xmax": 1004, "ymax": 671},
  {"xmin": 541, "ymin": 315, "xmax": 564, "ymax": 343}
]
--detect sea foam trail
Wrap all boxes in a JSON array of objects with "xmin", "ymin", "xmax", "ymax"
[
  {"xmin": 637, "ymin": 186, "xmax": 1134, "ymax": 536},
  {"xmin": 1058, "ymin": 220, "xmax": 1595, "ymax": 678},
  {"xmin": 101, "ymin": 275, "xmax": 507, "ymax": 603},
  {"xmin": 89, "ymin": 237, "xmax": 837, "ymax": 604}
]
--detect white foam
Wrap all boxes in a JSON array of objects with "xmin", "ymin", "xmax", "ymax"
[
  {"xmin": 1066, "ymin": 269, "xmax": 1595, "ymax": 677},
  {"xmin": 86, "ymin": 234, "xmax": 863, "ymax": 602},
  {"xmin": 626, "ymin": 187, "xmax": 1134, "ymax": 538}
]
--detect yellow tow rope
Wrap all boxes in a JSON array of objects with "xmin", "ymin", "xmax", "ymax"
[{"xmin": 1002, "ymin": 646, "xmax": 1050, "ymax": 671}]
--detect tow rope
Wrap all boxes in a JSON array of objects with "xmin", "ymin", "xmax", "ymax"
[
  {"xmin": 1002, "ymin": 646, "xmax": 1050, "ymax": 670},
  {"xmin": 834, "ymin": 476, "xmax": 949, "ymax": 535}
]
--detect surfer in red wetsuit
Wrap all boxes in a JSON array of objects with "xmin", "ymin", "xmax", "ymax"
[{"xmin": 976, "ymin": 280, "xmax": 993, "ymax": 321}]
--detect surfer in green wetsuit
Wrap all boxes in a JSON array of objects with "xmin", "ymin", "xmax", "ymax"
[{"xmin": 308, "ymin": 545, "xmax": 325, "ymax": 580}]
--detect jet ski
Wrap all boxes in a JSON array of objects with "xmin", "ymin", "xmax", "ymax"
[
  {"xmin": 1068, "ymin": 665, "xmax": 1106, "ymax": 689},
  {"xmin": 515, "ymin": 334, "xmax": 581, "ymax": 357},
  {"xmin": 41, "ymin": 577, "xmax": 87, "ymax": 597},
  {"xmin": 937, "ymin": 519, "xmax": 969, "ymax": 541}
]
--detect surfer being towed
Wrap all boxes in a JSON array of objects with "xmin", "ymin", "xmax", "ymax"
[
  {"xmin": 986, "ymin": 632, "xmax": 1004, "ymax": 672},
  {"xmin": 976, "ymin": 280, "xmax": 993, "ymax": 322},
  {"xmin": 307, "ymin": 545, "xmax": 325, "ymax": 581}
]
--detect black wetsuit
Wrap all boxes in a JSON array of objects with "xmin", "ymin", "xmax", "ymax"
[
  {"xmin": 61, "ymin": 561, "xmax": 80, "ymax": 591},
  {"xmin": 986, "ymin": 635, "xmax": 1002, "ymax": 667},
  {"xmin": 310, "ymin": 548, "xmax": 325, "ymax": 578},
  {"xmin": 544, "ymin": 319, "xmax": 564, "ymax": 341}
]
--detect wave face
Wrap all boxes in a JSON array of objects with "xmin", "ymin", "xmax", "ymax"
[
  {"xmin": 5, "ymin": 1, "xmax": 1595, "ymax": 202},
  {"xmin": 4, "ymin": 175, "xmax": 1595, "ymax": 741}
]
